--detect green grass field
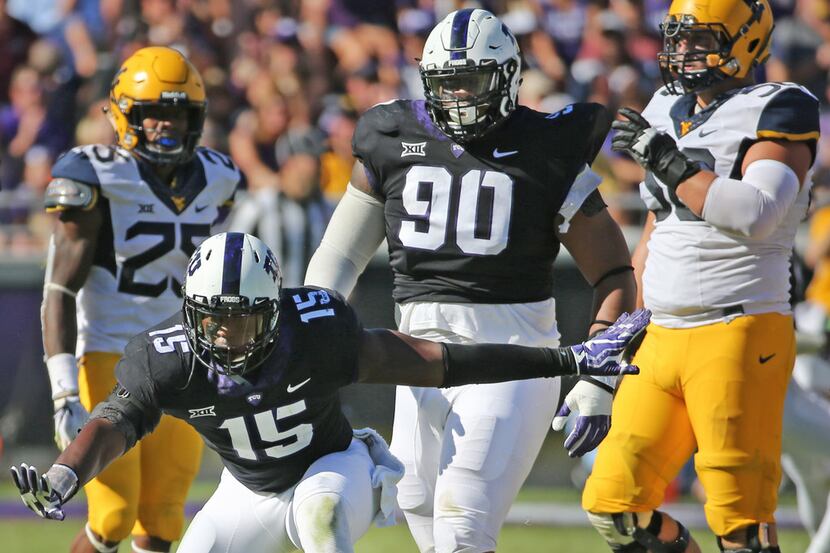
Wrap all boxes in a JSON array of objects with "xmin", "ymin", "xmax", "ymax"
[
  {"xmin": 0, "ymin": 482, "xmax": 812, "ymax": 552},
  {"xmin": 0, "ymin": 518, "xmax": 812, "ymax": 552}
]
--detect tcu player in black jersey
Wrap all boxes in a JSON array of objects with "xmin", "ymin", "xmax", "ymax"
[
  {"xmin": 11, "ymin": 232, "xmax": 647, "ymax": 553},
  {"xmin": 305, "ymin": 8, "xmax": 636, "ymax": 552}
]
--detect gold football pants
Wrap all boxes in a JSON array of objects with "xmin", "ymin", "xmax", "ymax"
[
  {"xmin": 583, "ymin": 313, "xmax": 795, "ymax": 536},
  {"xmin": 78, "ymin": 352, "xmax": 203, "ymax": 542}
]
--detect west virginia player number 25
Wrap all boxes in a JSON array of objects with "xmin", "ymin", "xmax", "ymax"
[{"xmin": 40, "ymin": 47, "xmax": 239, "ymax": 553}]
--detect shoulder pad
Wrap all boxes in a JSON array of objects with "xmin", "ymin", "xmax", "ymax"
[
  {"xmin": 364, "ymin": 100, "xmax": 406, "ymax": 134},
  {"xmin": 196, "ymin": 147, "xmax": 240, "ymax": 175},
  {"xmin": 542, "ymin": 102, "xmax": 612, "ymax": 164},
  {"xmin": 51, "ymin": 147, "xmax": 103, "ymax": 186},
  {"xmin": 757, "ymin": 84, "xmax": 820, "ymax": 142},
  {"xmin": 352, "ymin": 100, "xmax": 405, "ymax": 158},
  {"xmin": 44, "ymin": 178, "xmax": 98, "ymax": 212}
]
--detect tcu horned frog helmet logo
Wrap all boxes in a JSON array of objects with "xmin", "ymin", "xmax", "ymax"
[
  {"xmin": 183, "ymin": 233, "xmax": 282, "ymax": 376},
  {"xmin": 107, "ymin": 46, "xmax": 207, "ymax": 164}
]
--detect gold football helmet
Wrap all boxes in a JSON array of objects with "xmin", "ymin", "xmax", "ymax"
[
  {"xmin": 107, "ymin": 46, "xmax": 206, "ymax": 164},
  {"xmin": 658, "ymin": 0, "xmax": 774, "ymax": 94}
]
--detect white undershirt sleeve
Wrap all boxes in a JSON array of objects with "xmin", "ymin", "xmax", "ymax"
[
  {"xmin": 304, "ymin": 183, "xmax": 386, "ymax": 297},
  {"xmin": 701, "ymin": 158, "xmax": 800, "ymax": 239}
]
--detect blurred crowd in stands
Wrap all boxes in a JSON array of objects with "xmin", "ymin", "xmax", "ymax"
[{"xmin": 1, "ymin": 0, "xmax": 830, "ymax": 272}]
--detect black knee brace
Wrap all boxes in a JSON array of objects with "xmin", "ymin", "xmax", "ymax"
[
  {"xmin": 717, "ymin": 524, "xmax": 781, "ymax": 553},
  {"xmin": 612, "ymin": 511, "xmax": 691, "ymax": 553}
]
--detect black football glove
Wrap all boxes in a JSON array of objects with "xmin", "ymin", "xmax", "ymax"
[
  {"xmin": 10, "ymin": 463, "xmax": 79, "ymax": 521},
  {"xmin": 611, "ymin": 107, "xmax": 701, "ymax": 190}
]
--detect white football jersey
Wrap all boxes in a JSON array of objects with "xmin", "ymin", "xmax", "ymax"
[
  {"xmin": 50, "ymin": 144, "xmax": 240, "ymax": 354},
  {"xmin": 639, "ymin": 82, "xmax": 820, "ymax": 328}
]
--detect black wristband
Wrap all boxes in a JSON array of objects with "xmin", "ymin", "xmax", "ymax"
[
  {"xmin": 441, "ymin": 343, "xmax": 578, "ymax": 388},
  {"xmin": 578, "ymin": 375, "xmax": 615, "ymax": 394},
  {"xmin": 649, "ymin": 133, "xmax": 701, "ymax": 190}
]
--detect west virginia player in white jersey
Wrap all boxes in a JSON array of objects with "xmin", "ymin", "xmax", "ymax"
[
  {"xmin": 41, "ymin": 47, "xmax": 239, "ymax": 553},
  {"xmin": 581, "ymin": 1, "xmax": 819, "ymax": 552}
]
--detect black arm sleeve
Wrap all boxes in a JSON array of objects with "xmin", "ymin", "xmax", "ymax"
[
  {"xmin": 88, "ymin": 386, "xmax": 162, "ymax": 450},
  {"xmin": 579, "ymin": 189, "xmax": 607, "ymax": 217},
  {"xmin": 441, "ymin": 343, "xmax": 578, "ymax": 388}
]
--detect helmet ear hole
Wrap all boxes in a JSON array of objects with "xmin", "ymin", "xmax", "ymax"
[{"xmin": 747, "ymin": 38, "xmax": 759, "ymax": 53}]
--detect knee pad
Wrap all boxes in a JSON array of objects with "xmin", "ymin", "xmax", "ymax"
[
  {"xmin": 587, "ymin": 511, "xmax": 690, "ymax": 553},
  {"xmin": 717, "ymin": 523, "xmax": 781, "ymax": 553},
  {"xmin": 293, "ymin": 492, "xmax": 351, "ymax": 551},
  {"xmin": 85, "ymin": 523, "xmax": 120, "ymax": 553}
]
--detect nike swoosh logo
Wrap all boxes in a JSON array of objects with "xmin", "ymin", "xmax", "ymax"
[
  {"xmin": 493, "ymin": 148, "xmax": 518, "ymax": 158},
  {"xmin": 759, "ymin": 354, "xmax": 776, "ymax": 364},
  {"xmin": 287, "ymin": 377, "xmax": 311, "ymax": 393},
  {"xmin": 698, "ymin": 129, "xmax": 718, "ymax": 138},
  {"xmin": 194, "ymin": 204, "xmax": 209, "ymax": 213}
]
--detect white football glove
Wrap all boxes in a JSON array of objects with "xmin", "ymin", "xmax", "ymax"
[
  {"xmin": 9, "ymin": 463, "xmax": 79, "ymax": 521},
  {"xmin": 47, "ymin": 354, "xmax": 89, "ymax": 451},
  {"xmin": 552, "ymin": 377, "xmax": 614, "ymax": 458}
]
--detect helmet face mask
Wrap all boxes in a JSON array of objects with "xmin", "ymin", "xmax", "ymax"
[
  {"xmin": 658, "ymin": 0, "xmax": 774, "ymax": 95},
  {"xmin": 127, "ymin": 101, "xmax": 206, "ymax": 164},
  {"xmin": 184, "ymin": 295, "xmax": 279, "ymax": 376},
  {"xmin": 182, "ymin": 233, "xmax": 282, "ymax": 376},
  {"xmin": 658, "ymin": 16, "xmax": 732, "ymax": 94},
  {"xmin": 108, "ymin": 47, "xmax": 207, "ymax": 166},
  {"xmin": 420, "ymin": 9, "xmax": 521, "ymax": 142}
]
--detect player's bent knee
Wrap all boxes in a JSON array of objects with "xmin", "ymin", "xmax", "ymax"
[
  {"xmin": 84, "ymin": 523, "xmax": 121, "ymax": 553},
  {"xmin": 587, "ymin": 511, "xmax": 690, "ymax": 553},
  {"xmin": 293, "ymin": 491, "xmax": 353, "ymax": 551},
  {"xmin": 91, "ymin": 505, "xmax": 140, "ymax": 544}
]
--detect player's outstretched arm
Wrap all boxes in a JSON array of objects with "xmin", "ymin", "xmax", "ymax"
[
  {"xmin": 357, "ymin": 309, "xmax": 650, "ymax": 387},
  {"xmin": 9, "ymin": 418, "xmax": 127, "ymax": 521}
]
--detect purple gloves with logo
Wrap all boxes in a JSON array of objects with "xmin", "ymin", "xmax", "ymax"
[{"xmin": 554, "ymin": 309, "xmax": 650, "ymax": 458}]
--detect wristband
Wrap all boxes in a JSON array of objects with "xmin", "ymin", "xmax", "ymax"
[{"xmin": 47, "ymin": 354, "xmax": 79, "ymax": 400}]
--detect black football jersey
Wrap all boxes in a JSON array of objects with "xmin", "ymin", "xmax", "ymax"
[
  {"xmin": 352, "ymin": 100, "xmax": 611, "ymax": 304},
  {"xmin": 113, "ymin": 287, "xmax": 360, "ymax": 493}
]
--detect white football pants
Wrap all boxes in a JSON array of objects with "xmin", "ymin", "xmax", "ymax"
[
  {"xmin": 390, "ymin": 329, "xmax": 561, "ymax": 553},
  {"xmin": 177, "ymin": 438, "xmax": 378, "ymax": 553}
]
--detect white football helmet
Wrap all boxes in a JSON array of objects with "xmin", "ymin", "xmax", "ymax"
[
  {"xmin": 182, "ymin": 232, "xmax": 282, "ymax": 375},
  {"xmin": 420, "ymin": 8, "xmax": 522, "ymax": 142}
]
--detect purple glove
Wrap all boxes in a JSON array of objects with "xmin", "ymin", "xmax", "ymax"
[
  {"xmin": 569, "ymin": 309, "xmax": 650, "ymax": 377},
  {"xmin": 554, "ymin": 309, "xmax": 650, "ymax": 457},
  {"xmin": 552, "ymin": 378, "xmax": 613, "ymax": 457}
]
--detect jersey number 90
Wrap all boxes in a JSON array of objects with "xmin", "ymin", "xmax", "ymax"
[{"xmin": 399, "ymin": 165, "xmax": 514, "ymax": 255}]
